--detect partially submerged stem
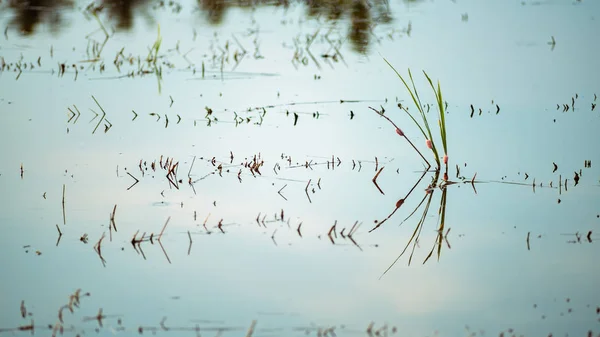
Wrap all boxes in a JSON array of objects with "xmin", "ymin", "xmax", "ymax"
[
  {"xmin": 381, "ymin": 58, "xmax": 449, "ymax": 170},
  {"xmin": 368, "ymin": 106, "xmax": 431, "ymax": 169}
]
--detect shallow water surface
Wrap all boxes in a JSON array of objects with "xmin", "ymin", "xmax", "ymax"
[{"xmin": 1, "ymin": 0, "xmax": 600, "ymax": 336}]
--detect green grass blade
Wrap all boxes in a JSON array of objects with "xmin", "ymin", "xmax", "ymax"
[
  {"xmin": 408, "ymin": 70, "xmax": 432, "ymax": 137},
  {"xmin": 404, "ymin": 108, "xmax": 428, "ymax": 140},
  {"xmin": 383, "ymin": 59, "xmax": 428, "ymax": 138},
  {"xmin": 437, "ymin": 80, "xmax": 447, "ymax": 154},
  {"xmin": 423, "ymin": 71, "xmax": 447, "ymax": 155},
  {"xmin": 383, "ymin": 58, "xmax": 446, "ymax": 168}
]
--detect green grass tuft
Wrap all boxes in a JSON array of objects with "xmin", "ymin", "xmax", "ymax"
[{"xmin": 383, "ymin": 58, "xmax": 449, "ymax": 170}]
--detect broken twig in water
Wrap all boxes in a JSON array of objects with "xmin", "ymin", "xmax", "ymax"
[{"xmin": 372, "ymin": 167, "xmax": 385, "ymax": 195}]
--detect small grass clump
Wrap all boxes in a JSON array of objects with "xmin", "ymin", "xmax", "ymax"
[{"xmin": 381, "ymin": 58, "xmax": 449, "ymax": 173}]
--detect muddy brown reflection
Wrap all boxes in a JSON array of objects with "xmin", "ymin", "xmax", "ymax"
[
  {"xmin": 3, "ymin": 0, "xmax": 422, "ymax": 53},
  {"xmin": 6, "ymin": 0, "xmax": 72, "ymax": 35}
]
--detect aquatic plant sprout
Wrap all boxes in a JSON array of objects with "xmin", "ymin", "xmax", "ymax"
[{"xmin": 383, "ymin": 58, "xmax": 449, "ymax": 171}]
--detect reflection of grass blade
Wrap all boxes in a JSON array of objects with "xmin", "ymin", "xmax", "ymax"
[
  {"xmin": 379, "ymin": 171, "xmax": 452, "ymax": 275},
  {"xmin": 149, "ymin": 25, "xmax": 162, "ymax": 64},
  {"xmin": 423, "ymin": 187, "xmax": 448, "ymax": 264},
  {"xmin": 92, "ymin": 12, "xmax": 109, "ymax": 38},
  {"xmin": 398, "ymin": 193, "xmax": 428, "ymax": 227},
  {"xmin": 437, "ymin": 188, "xmax": 447, "ymax": 260},
  {"xmin": 369, "ymin": 170, "xmax": 428, "ymax": 233},
  {"xmin": 91, "ymin": 95, "xmax": 107, "ymax": 134},
  {"xmin": 380, "ymin": 191, "xmax": 434, "ymax": 279},
  {"xmin": 408, "ymin": 194, "xmax": 433, "ymax": 265},
  {"xmin": 145, "ymin": 25, "xmax": 163, "ymax": 94}
]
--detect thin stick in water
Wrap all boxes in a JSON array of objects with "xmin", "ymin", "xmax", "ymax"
[
  {"xmin": 62, "ymin": 184, "xmax": 66, "ymax": 225},
  {"xmin": 188, "ymin": 156, "xmax": 196, "ymax": 177},
  {"xmin": 158, "ymin": 240, "xmax": 171, "ymax": 264},
  {"xmin": 158, "ymin": 217, "xmax": 171, "ymax": 240},
  {"xmin": 55, "ymin": 224, "xmax": 62, "ymax": 247},
  {"xmin": 110, "ymin": 205, "xmax": 117, "ymax": 231},
  {"xmin": 372, "ymin": 167, "xmax": 385, "ymax": 195}
]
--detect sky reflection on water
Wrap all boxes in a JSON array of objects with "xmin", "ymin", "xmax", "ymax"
[{"xmin": 0, "ymin": 0, "xmax": 600, "ymax": 336}]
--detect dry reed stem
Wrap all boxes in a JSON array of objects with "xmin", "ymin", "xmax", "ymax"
[
  {"xmin": 110, "ymin": 205, "xmax": 117, "ymax": 231},
  {"xmin": 369, "ymin": 170, "xmax": 427, "ymax": 233},
  {"xmin": 372, "ymin": 167, "xmax": 385, "ymax": 195},
  {"xmin": 158, "ymin": 217, "xmax": 171, "ymax": 240},
  {"xmin": 158, "ymin": 240, "xmax": 171, "ymax": 264},
  {"xmin": 368, "ymin": 106, "xmax": 432, "ymax": 169}
]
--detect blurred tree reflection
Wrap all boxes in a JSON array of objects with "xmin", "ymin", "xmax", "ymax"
[
  {"xmin": 103, "ymin": 0, "xmax": 149, "ymax": 29},
  {"xmin": 194, "ymin": 0, "xmax": 395, "ymax": 53},
  {"xmin": 349, "ymin": 0, "xmax": 370, "ymax": 53},
  {"xmin": 7, "ymin": 0, "xmax": 72, "ymax": 35},
  {"xmin": 198, "ymin": 0, "xmax": 227, "ymax": 24},
  {"xmin": 4, "ymin": 0, "xmax": 421, "ymax": 52}
]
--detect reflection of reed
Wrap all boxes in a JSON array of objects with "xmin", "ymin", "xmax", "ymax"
[
  {"xmin": 5, "ymin": 290, "xmax": 398, "ymax": 336},
  {"xmin": 379, "ymin": 172, "xmax": 452, "ymax": 276}
]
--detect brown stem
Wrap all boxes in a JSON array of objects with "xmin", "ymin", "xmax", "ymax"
[{"xmin": 368, "ymin": 106, "xmax": 431, "ymax": 169}]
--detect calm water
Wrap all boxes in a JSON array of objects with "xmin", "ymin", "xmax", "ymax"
[{"xmin": 1, "ymin": 0, "xmax": 599, "ymax": 336}]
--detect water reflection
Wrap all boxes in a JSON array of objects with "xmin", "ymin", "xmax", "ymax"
[
  {"xmin": 301, "ymin": 0, "xmax": 396, "ymax": 52},
  {"xmin": 3, "ymin": 0, "xmax": 420, "ymax": 53},
  {"xmin": 349, "ymin": 0, "xmax": 371, "ymax": 53},
  {"xmin": 103, "ymin": 0, "xmax": 151, "ymax": 29},
  {"xmin": 6, "ymin": 0, "xmax": 72, "ymax": 35}
]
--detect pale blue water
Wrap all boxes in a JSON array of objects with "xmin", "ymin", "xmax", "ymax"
[{"xmin": 1, "ymin": 0, "xmax": 599, "ymax": 336}]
